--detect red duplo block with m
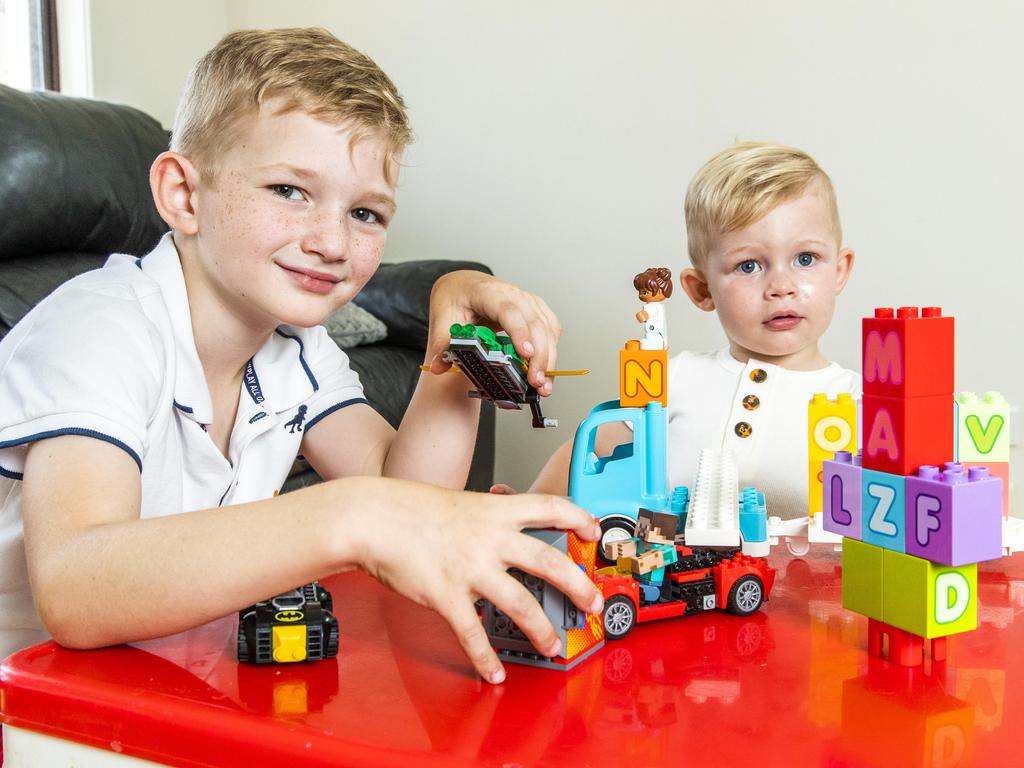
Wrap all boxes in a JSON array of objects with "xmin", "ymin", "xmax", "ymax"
[
  {"xmin": 861, "ymin": 307, "xmax": 955, "ymax": 475},
  {"xmin": 862, "ymin": 307, "xmax": 954, "ymax": 399}
]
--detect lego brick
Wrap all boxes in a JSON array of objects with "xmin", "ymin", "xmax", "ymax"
[
  {"xmin": 962, "ymin": 460, "xmax": 1009, "ymax": 517},
  {"xmin": 619, "ymin": 340, "xmax": 667, "ymax": 407},
  {"xmin": 861, "ymin": 469, "xmax": 907, "ymax": 553},
  {"xmin": 841, "ymin": 537, "xmax": 883, "ymax": 620},
  {"xmin": 862, "ymin": 306, "xmax": 954, "ymax": 398},
  {"xmin": 862, "ymin": 392, "xmax": 954, "ymax": 476},
  {"xmin": 684, "ymin": 448, "xmax": 740, "ymax": 546},
  {"xmin": 956, "ymin": 391, "xmax": 1010, "ymax": 463},
  {"xmin": 905, "ymin": 464, "xmax": 1003, "ymax": 566},
  {"xmin": 808, "ymin": 393, "xmax": 858, "ymax": 515},
  {"xmin": 822, "ymin": 450, "xmax": 863, "ymax": 539},
  {"xmin": 483, "ymin": 529, "xmax": 604, "ymax": 668},
  {"xmin": 881, "ymin": 549, "xmax": 977, "ymax": 638}
]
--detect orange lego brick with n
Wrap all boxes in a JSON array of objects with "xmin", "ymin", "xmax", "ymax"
[{"xmin": 619, "ymin": 340, "xmax": 667, "ymax": 407}]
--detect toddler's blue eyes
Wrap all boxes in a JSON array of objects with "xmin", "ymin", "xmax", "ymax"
[
  {"xmin": 352, "ymin": 208, "xmax": 381, "ymax": 224},
  {"xmin": 738, "ymin": 260, "xmax": 760, "ymax": 274},
  {"xmin": 795, "ymin": 252, "xmax": 817, "ymax": 267},
  {"xmin": 270, "ymin": 185, "xmax": 303, "ymax": 200}
]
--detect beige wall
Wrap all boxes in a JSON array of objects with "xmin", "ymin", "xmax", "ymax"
[{"xmin": 87, "ymin": 1, "xmax": 1023, "ymax": 511}]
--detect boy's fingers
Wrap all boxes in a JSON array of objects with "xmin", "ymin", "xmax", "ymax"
[
  {"xmin": 482, "ymin": 571, "xmax": 562, "ymax": 659},
  {"xmin": 488, "ymin": 483, "xmax": 517, "ymax": 495},
  {"xmin": 508, "ymin": 494, "xmax": 602, "ymax": 542},
  {"xmin": 444, "ymin": 601, "xmax": 506, "ymax": 684},
  {"xmin": 509, "ymin": 534, "xmax": 604, "ymax": 617}
]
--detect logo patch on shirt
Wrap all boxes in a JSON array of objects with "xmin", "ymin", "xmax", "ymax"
[{"xmin": 284, "ymin": 405, "xmax": 308, "ymax": 433}]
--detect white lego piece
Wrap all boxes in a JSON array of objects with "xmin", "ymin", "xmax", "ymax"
[
  {"xmin": 1002, "ymin": 516, "xmax": 1024, "ymax": 556},
  {"xmin": 685, "ymin": 449, "xmax": 741, "ymax": 546}
]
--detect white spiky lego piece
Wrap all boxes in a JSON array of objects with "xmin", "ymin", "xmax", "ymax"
[{"xmin": 684, "ymin": 449, "xmax": 741, "ymax": 546}]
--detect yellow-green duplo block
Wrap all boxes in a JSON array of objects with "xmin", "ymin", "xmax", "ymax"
[
  {"xmin": 881, "ymin": 549, "xmax": 977, "ymax": 638},
  {"xmin": 841, "ymin": 537, "xmax": 883, "ymax": 620}
]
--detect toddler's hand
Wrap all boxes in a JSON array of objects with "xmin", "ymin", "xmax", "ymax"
[
  {"xmin": 360, "ymin": 481, "xmax": 602, "ymax": 684},
  {"xmin": 488, "ymin": 483, "xmax": 517, "ymax": 495},
  {"xmin": 425, "ymin": 270, "xmax": 561, "ymax": 395}
]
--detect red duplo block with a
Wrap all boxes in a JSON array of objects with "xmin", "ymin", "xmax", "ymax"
[
  {"xmin": 862, "ymin": 393, "xmax": 955, "ymax": 476},
  {"xmin": 862, "ymin": 307, "xmax": 954, "ymax": 399}
]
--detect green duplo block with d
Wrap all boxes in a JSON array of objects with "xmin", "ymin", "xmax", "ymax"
[
  {"xmin": 841, "ymin": 537, "xmax": 883, "ymax": 620},
  {"xmin": 881, "ymin": 549, "xmax": 977, "ymax": 638}
]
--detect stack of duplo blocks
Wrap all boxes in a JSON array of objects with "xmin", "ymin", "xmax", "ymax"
[{"xmin": 823, "ymin": 307, "xmax": 1004, "ymax": 646}]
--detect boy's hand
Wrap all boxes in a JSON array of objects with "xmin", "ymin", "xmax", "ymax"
[
  {"xmin": 426, "ymin": 270, "xmax": 561, "ymax": 395},
  {"xmin": 358, "ymin": 481, "xmax": 602, "ymax": 684}
]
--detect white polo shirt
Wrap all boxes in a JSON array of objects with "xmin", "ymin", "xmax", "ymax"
[
  {"xmin": 0, "ymin": 233, "xmax": 366, "ymax": 636},
  {"xmin": 666, "ymin": 348, "xmax": 861, "ymax": 519}
]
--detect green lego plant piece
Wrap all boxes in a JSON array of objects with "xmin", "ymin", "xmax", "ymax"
[
  {"xmin": 841, "ymin": 537, "xmax": 883, "ymax": 620},
  {"xmin": 957, "ymin": 391, "xmax": 1010, "ymax": 462},
  {"xmin": 880, "ymin": 549, "xmax": 977, "ymax": 638}
]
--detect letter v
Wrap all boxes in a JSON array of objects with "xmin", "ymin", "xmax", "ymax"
[{"xmin": 965, "ymin": 414, "xmax": 1004, "ymax": 455}]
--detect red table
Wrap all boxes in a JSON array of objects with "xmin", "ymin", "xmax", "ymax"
[{"xmin": 2, "ymin": 549, "xmax": 1022, "ymax": 767}]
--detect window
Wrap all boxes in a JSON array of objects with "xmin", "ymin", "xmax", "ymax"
[{"xmin": 0, "ymin": 0, "xmax": 59, "ymax": 90}]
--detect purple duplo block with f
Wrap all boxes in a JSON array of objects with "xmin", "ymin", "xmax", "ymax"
[
  {"xmin": 823, "ymin": 450, "xmax": 863, "ymax": 539},
  {"xmin": 905, "ymin": 463, "xmax": 1003, "ymax": 566}
]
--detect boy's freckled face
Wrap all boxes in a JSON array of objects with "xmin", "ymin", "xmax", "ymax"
[
  {"xmin": 700, "ymin": 185, "xmax": 851, "ymax": 366},
  {"xmin": 191, "ymin": 98, "xmax": 398, "ymax": 330}
]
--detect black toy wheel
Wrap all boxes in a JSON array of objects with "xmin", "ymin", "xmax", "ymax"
[
  {"xmin": 603, "ymin": 595, "xmax": 637, "ymax": 639},
  {"xmin": 727, "ymin": 575, "xmax": 764, "ymax": 616},
  {"xmin": 598, "ymin": 517, "xmax": 636, "ymax": 565}
]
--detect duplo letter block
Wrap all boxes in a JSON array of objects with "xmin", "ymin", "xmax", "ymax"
[
  {"xmin": 619, "ymin": 340, "xmax": 667, "ymax": 407},
  {"xmin": 962, "ymin": 461, "xmax": 1010, "ymax": 517},
  {"xmin": 905, "ymin": 464, "xmax": 1002, "ymax": 566},
  {"xmin": 881, "ymin": 549, "xmax": 977, "ymax": 638},
  {"xmin": 862, "ymin": 307, "xmax": 954, "ymax": 398},
  {"xmin": 823, "ymin": 450, "xmax": 863, "ymax": 539},
  {"xmin": 841, "ymin": 537, "xmax": 883, "ymax": 620},
  {"xmin": 862, "ymin": 393, "xmax": 954, "ymax": 476},
  {"xmin": 956, "ymin": 391, "xmax": 1010, "ymax": 463},
  {"xmin": 808, "ymin": 393, "xmax": 858, "ymax": 515},
  {"xmin": 862, "ymin": 469, "xmax": 906, "ymax": 552}
]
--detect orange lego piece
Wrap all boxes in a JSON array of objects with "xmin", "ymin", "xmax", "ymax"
[{"xmin": 619, "ymin": 340, "xmax": 667, "ymax": 407}]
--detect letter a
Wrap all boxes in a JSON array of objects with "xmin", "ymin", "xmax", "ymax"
[{"xmin": 867, "ymin": 408, "xmax": 899, "ymax": 461}]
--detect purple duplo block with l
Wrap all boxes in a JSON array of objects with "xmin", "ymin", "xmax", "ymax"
[
  {"xmin": 823, "ymin": 450, "xmax": 863, "ymax": 539},
  {"xmin": 905, "ymin": 463, "xmax": 1003, "ymax": 566}
]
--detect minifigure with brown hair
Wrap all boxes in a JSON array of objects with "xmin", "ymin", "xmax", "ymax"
[{"xmin": 634, "ymin": 267, "xmax": 672, "ymax": 350}]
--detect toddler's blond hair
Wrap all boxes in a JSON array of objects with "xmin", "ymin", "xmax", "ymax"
[
  {"xmin": 171, "ymin": 27, "xmax": 411, "ymax": 184},
  {"xmin": 685, "ymin": 142, "xmax": 841, "ymax": 269}
]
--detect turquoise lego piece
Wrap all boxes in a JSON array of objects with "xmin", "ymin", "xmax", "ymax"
[
  {"xmin": 861, "ymin": 468, "xmax": 907, "ymax": 553},
  {"xmin": 739, "ymin": 487, "xmax": 768, "ymax": 543}
]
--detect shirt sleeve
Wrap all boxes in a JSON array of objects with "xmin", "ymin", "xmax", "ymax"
[
  {"xmin": 297, "ymin": 325, "xmax": 368, "ymax": 434},
  {"xmin": 0, "ymin": 288, "xmax": 165, "ymax": 476}
]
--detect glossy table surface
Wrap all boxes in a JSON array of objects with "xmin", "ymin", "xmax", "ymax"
[{"xmin": 2, "ymin": 548, "xmax": 1022, "ymax": 768}]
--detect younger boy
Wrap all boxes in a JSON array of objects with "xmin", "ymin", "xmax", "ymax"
[
  {"xmin": 530, "ymin": 142, "xmax": 858, "ymax": 519},
  {"xmin": 0, "ymin": 28, "xmax": 602, "ymax": 684}
]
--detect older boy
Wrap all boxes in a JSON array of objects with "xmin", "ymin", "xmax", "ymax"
[
  {"xmin": 530, "ymin": 142, "xmax": 859, "ymax": 519},
  {"xmin": 0, "ymin": 28, "xmax": 601, "ymax": 685}
]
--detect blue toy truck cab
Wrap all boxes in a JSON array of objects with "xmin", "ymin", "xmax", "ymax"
[{"xmin": 569, "ymin": 400, "xmax": 688, "ymax": 557}]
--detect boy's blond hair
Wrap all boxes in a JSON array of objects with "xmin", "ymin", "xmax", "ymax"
[
  {"xmin": 171, "ymin": 27, "xmax": 411, "ymax": 184},
  {"xmin": 684, "ymin": 141, "xmax": 841, "ymax": 269}
]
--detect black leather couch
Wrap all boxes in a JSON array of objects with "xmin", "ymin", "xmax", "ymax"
[{"xmin": 0, "ymin": 84, "xmax": 494, "ymax": 490}]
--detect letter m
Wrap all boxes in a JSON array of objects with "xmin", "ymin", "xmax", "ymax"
[{"xmin": 864, "ymin": 330, "xmax": 902, "ymax": 385}]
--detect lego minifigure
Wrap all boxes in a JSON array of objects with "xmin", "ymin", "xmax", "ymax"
[{"xmin": 633, "ymin": 267, "xmax": 672, "ymax": 351}]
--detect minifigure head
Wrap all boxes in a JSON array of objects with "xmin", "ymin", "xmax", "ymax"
[
  {"xmin": 151, "ymin": 28, "xmax": 412, "ymax": 333},
  {"xmin": 633, "ymin": 267, "xmax": 673, "ymax": 303},
  {"xmin": 680, "ymin": 142, "xmax": 854, "ymax": 370}
]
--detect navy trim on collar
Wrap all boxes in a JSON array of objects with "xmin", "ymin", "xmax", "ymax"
[
  {"xmin": 243, "ymin": 359, "xmax": 265, "ymax": 405},
  {"xmin": 274, "ymin": 329, "xmax": 319, "ymax": 392},
  {"xmin": 0, "ymin": 465, "xmax": 22, "ymax": 480},
  {"xmin": 173, "ymin": 400, "xmax": 195, "ymax": 414},
  {"xmin": 0, "ymin": 428, "xmax": 143, "ymax": 472},
  {"xmin": 304, "ymin": 397, "xmax": 369, "ymax": 433}
]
